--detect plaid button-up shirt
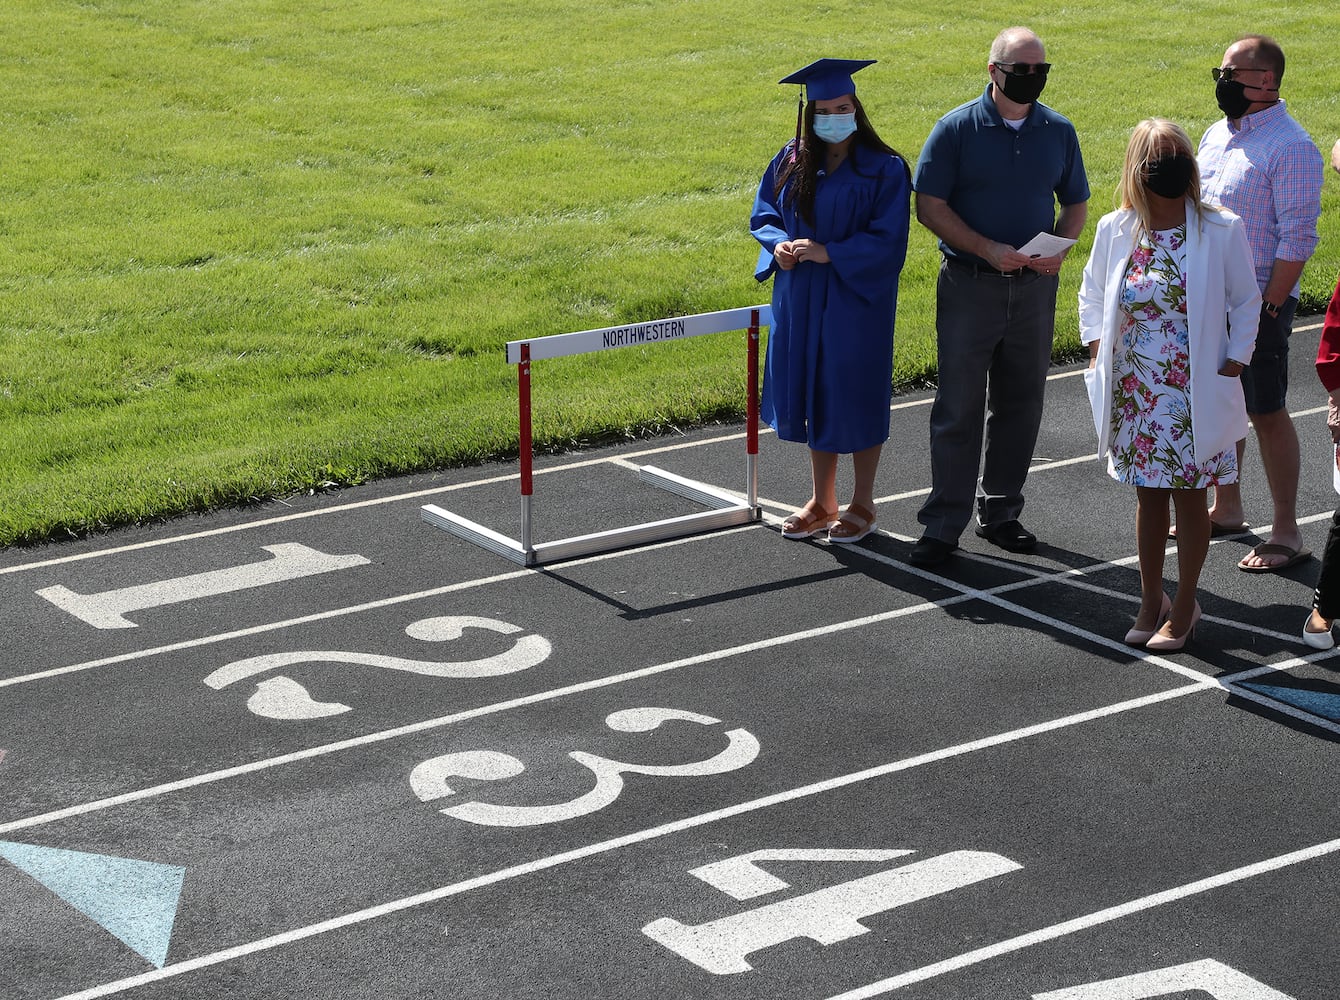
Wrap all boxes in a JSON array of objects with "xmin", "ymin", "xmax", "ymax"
[{"xmin": 1198, "ymin": 100, "xmax": 1323, "ymax": 296}]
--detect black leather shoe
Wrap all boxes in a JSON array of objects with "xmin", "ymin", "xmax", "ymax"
[
  {"xmin": 908, "ymin": 536, "xmax": 957, "ymax": 567},
  {"xmin": 975, "ymin": 519, "xmax": 1037, "ymax": 552}
]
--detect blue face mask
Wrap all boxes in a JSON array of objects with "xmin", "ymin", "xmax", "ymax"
[{"xmin": 813, "ymin": 112, "xmax": 857, "ymax": 144}]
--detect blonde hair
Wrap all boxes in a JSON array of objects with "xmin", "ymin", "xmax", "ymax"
[{"xmin": 1117, "ymin": 118, "xmax": 1204, "ymax": 238}]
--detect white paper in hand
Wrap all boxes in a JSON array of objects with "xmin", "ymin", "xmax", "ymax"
[{"xmin": 1017, "ymin": 232, "xmax": 1078, "ymax": 258}]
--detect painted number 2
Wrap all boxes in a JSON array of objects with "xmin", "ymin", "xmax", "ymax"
[
  {"xmin": 410, "ymin": 707, "xmax": 760, "ymax": 827},
  {"xmin": 204, "ymin": 615, "xmax": 551, "ymax": 719}
]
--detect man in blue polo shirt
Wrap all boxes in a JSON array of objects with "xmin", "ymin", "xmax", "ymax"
[{"xmin": 909, "ymin": 26, "xmax": 1089, "ymax": 568}]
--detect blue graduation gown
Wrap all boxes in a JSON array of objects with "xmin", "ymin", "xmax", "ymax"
[{"xmin": 751, "ymin": 143, "xmax": 909, "ymax": 454}]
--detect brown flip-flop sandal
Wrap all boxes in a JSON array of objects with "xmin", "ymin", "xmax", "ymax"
[{"xmin": 1237, "ymin": 542, "xmax": 1311, "ymax": 573}]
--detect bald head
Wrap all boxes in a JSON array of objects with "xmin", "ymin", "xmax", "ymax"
[{"xmin": 991, "ymin": 27, "xmax": 1044, "ymax": 63}]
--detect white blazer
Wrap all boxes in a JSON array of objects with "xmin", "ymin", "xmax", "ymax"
[{"xmin": 1078, "ymin": 202, "xmax": 1261, "ymax": 467}]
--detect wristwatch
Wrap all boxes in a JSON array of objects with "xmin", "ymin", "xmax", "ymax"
[{"xmin": 1264, "ymin": 300, "xmax": 1281, "ymax": 318}]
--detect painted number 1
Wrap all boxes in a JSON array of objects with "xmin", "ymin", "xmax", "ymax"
[{"xmin": 38, "ymin": 543, "xmax": 369, "ymax": 629}]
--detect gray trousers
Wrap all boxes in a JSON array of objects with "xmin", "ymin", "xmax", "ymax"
[{"xmin": 917, "ymin": 257, "xmax": 1059, "ymax": 544}]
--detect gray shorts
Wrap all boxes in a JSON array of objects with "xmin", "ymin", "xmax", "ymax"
[{"xmin": 1241, "ymin": 296, "xmax": 1297, "ymax": 415}]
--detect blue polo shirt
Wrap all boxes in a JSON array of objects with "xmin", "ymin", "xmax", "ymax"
[{"xmin": 913, "ymin": 85, "xmax": 1089, "ymax": 266}]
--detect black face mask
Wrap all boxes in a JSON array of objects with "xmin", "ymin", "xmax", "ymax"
[
  {"xmin": 1216, "ymin": 78, "xmax": 1253, "ymax": 119},
  {"xmin": 1145, "ymin": 154, "xmax": 1195, "ymax": 199},
  {"xmin": 997, "ymin": 69, "xmax": 1047, "ymax": 105}
]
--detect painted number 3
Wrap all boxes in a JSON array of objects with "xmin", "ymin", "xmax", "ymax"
[{"xmin": 410, "ymin": 708, "xmax": 760, "ymax": 827}]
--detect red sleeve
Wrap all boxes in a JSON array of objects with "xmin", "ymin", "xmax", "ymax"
[{"xmin": 1317, "ymin": 273, "xmax": 1340, "ymax": 392}]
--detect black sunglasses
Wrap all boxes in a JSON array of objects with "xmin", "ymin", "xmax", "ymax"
[
  {"xmin": 1211, "ymin": 66, "xmax": 1268, "ymax": 83},
  {"xmin": 995, "ymin": 61, "xmax": 1051, "ymax": 77}
]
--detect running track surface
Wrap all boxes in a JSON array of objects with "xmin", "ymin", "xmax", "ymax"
[{"xmin": 1, "ymin": 319, "xmax": 1337, "ymax": 1000}]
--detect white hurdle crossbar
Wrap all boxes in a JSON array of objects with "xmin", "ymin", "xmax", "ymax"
[{"xmin": 422, "ymin": 305, "xmax": 770, "ymax": 566}]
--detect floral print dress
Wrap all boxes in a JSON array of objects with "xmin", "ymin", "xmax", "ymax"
[{"xmin": 1107, "ymin": 224, "xmax": 1237, "ymax": 488}]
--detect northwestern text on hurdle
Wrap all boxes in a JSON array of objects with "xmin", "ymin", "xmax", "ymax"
[{"xmin": 601, "ymin": 319, "xmax": 689, "ymax": 349}]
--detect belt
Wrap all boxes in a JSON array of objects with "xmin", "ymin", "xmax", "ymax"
[{"xmin": 944, "ymin": 255, "xmax": 1036, "ymax": 279}]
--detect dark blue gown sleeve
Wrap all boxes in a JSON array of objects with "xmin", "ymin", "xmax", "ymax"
[{"xmin": 750, "ymin": 147, "xmax": 795, "ymax": 282}]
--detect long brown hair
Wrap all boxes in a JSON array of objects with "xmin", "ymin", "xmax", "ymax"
[{"xmin": 775, "ymin": 95, "xmax": 909, "ymax": 226}]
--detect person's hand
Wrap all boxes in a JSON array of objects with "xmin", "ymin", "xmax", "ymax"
[
  {"xmin": 792, "ymin": 239, "xmax": 830, "ymax": 264},
  {"xmin": 1026, "ymin": 252, "xmax": 1065, "ymax": 277},
  {"xmin": 1217, "ymin": 358, "xmax": 1246, "ymax": 377},
  {"xmin": 980, "ymin": 241, "xmax": 1032, "ymax": 273},
  {"xmin": 774, "ymin": 241, "xmax": 798, "ymax": 271},
  {"xmin": 1331, "ymin": 138, "xmax": 1340, "ymax": 177},
  {"xmin": 1328, "ymin": 390, "xmax": 1340, "ymax": 443}
]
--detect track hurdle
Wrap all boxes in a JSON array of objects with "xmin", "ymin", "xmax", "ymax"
[{"xmin": 421, "ymin": 305, "xmax": 770, "ymax": 566}]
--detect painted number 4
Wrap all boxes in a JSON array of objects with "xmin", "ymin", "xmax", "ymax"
[
  {"xmin": 643, "ymin": 847, "xmax": 1022, "ymax": 974},
  {"xmin": 647, "ymin": 857, "xmax": 1294, "ymax": 997}
]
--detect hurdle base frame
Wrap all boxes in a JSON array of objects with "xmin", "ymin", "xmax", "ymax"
[
  {"xmin": 422, "ymin": 305, "xmax": 768, "ymax": 568},
  {"xmin": 421, "ymin": 465, "xmax": 760, "ymax": 567}
]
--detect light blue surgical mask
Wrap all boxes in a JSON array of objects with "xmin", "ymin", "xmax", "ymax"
[{"xmin": 813, "ymin": 112, "xmax": 857, "ymax": 144}]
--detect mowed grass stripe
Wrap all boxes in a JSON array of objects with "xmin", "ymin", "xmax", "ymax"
[{"xmin": 2, "ymin": 0, "xmax": 1337, "ymax": 545}]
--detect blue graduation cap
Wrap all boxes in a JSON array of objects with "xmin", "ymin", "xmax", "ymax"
[{"xmin": 779, "ymin": 58, "xmax": 876, "ymax": 101}]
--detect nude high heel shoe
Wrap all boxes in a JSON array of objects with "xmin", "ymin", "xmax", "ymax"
[
  {"xmin": 1302, "ymin": 610, "xmax": 1337, "ymax": 650},
  {"xmin": 1146, "ymin": 601, "xmax": 1201, "ymax": 652},
  {"xmin": 1124, "ymin": 592, "xmax": 1171, "ymax": 646}
]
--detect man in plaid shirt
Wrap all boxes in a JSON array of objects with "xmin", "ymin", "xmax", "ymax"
[{"xmin": 1198, "ymin": 33, "xmax": 1323, "ymax": 573}]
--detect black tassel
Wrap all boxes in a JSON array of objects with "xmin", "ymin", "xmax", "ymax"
[{"xmin": 792, "ymin": 89, "xmax": 803, "ymax": 160}]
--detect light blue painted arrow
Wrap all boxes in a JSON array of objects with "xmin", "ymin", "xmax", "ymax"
[
  {"xmin": 0, "ymin": 840, "xmax": 185, "ymax": 968},
  {"xmin": 1238, "ymin": 681, "xmax": 1340, "ymax": 723}
]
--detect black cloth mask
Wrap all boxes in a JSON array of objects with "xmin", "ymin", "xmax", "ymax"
[
  {"xmin": 1145, "ymin": 154, "xmax": 1195, "ymax": 199},
  {"xmin": 1216, "ymin": 79, "xmax": 1253, "ymax": 119},
  {"xmin": 997, "ymin": 70, "xmax": 1047, "ymax": 106}
]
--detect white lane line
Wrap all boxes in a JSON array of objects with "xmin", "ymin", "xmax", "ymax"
[
  {"xmin": 26, "ymin": 493, "xmax": 1322, "ymax": 837},
  {"xmin": 0, "ymin": 523, "xmax": 756, "ymax": 689},
  {"xmin": 6, "ymin": 319, "xmax": 1324, "ymax": 578},
  {"xmin": 2, "ymin": 484, "xmax": 1260, "ymax": 693},
  {"xmin": 833, "ymin": 515, "xmax": 1340, "ymax": 721},
  {"xmin": 19, "ymin": 490, "xmax": 1314, "ymax": 692},
  {"xmin": 7, "ymin": 503, "xmax": 1334, "ymax": 827},
  {"xmin": 49, "ymin": 679, "xmax": 1211, "ymax": 1000},
  {"xmin": 875, "ymin": 404, "xmax": 1329, "ymax": 504},
  {"xmin": 0, "ymin": 434, "xmax": 750, "ymax": 578},
  {"xmin": 828, "ymin": 533, "xmax": 1340, "ymax": 724},
  {"xmin": 0, "ymin": 592, "xmax": 978, "ymax": 836},
  {"xmin": 819, "ymin": 831, "xmax": 1340, "ymax": 999},
  {"xmin": 5, "ymin": 373, "xmax": 1332, "ymax": 822},
  {"xmin": 876, "ymin": 454, "xmax": 1098, "ymax": 503},
  {"xmin": 0, "ymin": 566, "xmax": 527, "ymax": 689}
]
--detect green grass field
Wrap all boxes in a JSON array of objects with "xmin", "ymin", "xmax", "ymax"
[{"xmin": 4, "ymin": 0, "xmax": 1339, "ymax": 546}]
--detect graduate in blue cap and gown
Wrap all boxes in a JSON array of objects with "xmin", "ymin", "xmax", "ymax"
[{"xmin": 751, "ymin": 58, "xmax": 910, "ymax": 543}]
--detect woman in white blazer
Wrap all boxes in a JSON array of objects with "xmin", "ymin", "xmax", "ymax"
[{"xmin": 1079, "ymin": 119, "xmax": 1260, "ymax": 651}]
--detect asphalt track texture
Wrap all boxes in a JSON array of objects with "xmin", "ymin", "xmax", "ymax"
[{"xmin": 2, "ymin": 317, "xmax": 1339, "ymax": 1000}]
